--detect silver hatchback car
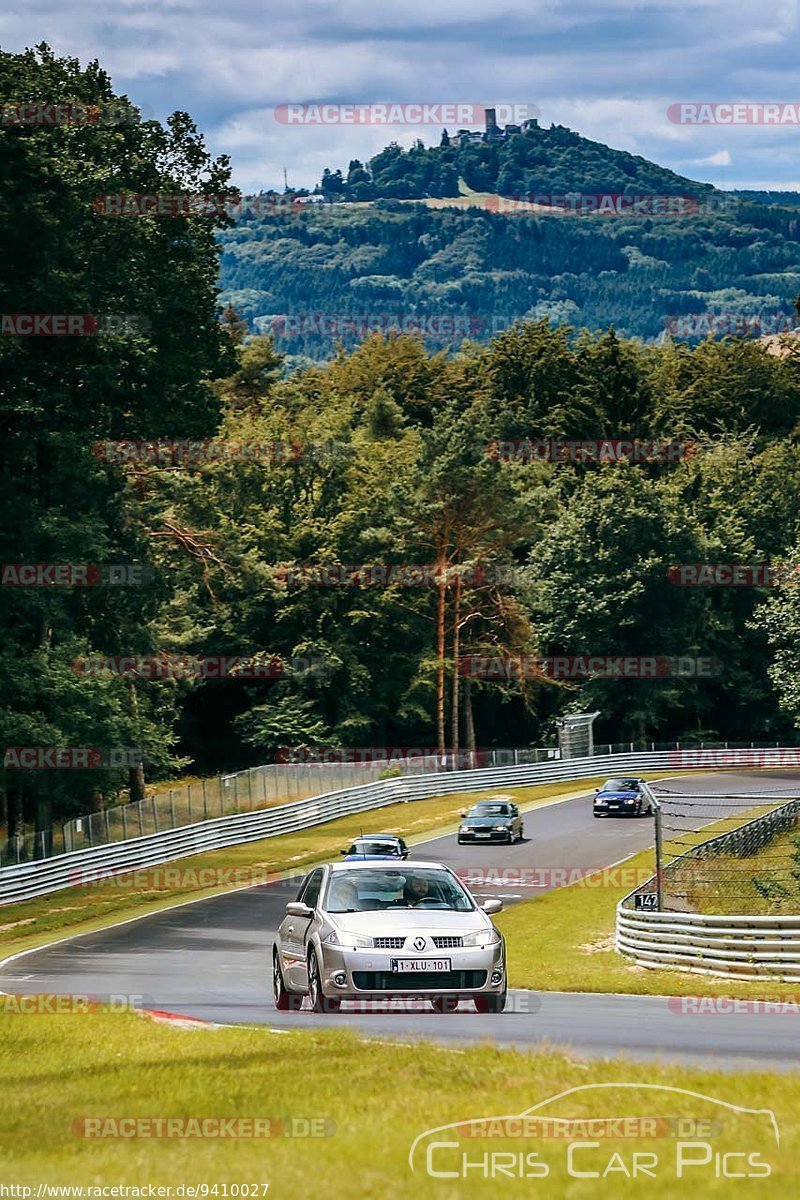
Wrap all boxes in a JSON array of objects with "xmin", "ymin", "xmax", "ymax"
[{"xmin": 273, "ymin": 860, "xmax": 507, "ymax": 1013}]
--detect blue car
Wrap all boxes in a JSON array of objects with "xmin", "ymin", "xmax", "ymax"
[
  {"xmin": 340, "ymin": 835, "xmax": 409, "ymax": 861},
  {"xmin": 593, "ymin": 778, "xmax": 653, "ymax": 818}
]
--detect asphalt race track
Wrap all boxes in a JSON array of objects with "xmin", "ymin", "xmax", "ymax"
[{"xmin": 3, "ymin": 771, "xmax": 800, "ymax": 1072}]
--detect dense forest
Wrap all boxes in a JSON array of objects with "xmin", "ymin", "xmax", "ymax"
[
  {"xmin": 4, "ymin": 47, "xmax": 800, "ymax": 848},
  {"xmin": 314, "ymin": 123, "xmax": 717, "ymax": 202},
  {"xmin": 220, "ymin": 197, "xmax": 800, "ymax": 360}
]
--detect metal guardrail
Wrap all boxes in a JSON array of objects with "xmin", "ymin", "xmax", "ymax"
[
  {"xmin": 0, "ymin": 748, "xmax": 691, "ymax": 908},
  {"xmin": 3, "ymin": 738, "xmax": 783, "ymax": 867},
  {"xmin": 2, "ymin": 747, "xmax": 562, "ymax": 867},
  {"xmin": 618, "ymin": 792, "xmax": 800, "ymax": 980},
  {"xmin": 3, "ymin": 745, "xmax": 796, "ymax": 909},
  {"xmin": 617, "ymin": 909, "xmax": 800, "ymax": 982}
]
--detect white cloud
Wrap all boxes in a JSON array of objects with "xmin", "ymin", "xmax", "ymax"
[{"xmin": 3, "ymin": 0, "xmax": 800, "ymax": 188}]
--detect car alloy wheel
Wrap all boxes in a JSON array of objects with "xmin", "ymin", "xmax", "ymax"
[{"xmin": 307, "ymin": 948, "xmax": 340, "ymax": 1013}]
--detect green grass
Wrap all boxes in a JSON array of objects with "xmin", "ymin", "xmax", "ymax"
[
  {"xmin": 0, "ymin": 778, "xmax": 603, "ymax": 959},
  {"xmin": 497, "ymin": 845, "xmax": 800, "ymax": 1000},
  {"xmin": 670, "ymin": 827, "xmax": 800, "ymax": 915},
  {"xmin": 0, "ymin": 1008, "xmax": 796, "ymax": 1196}
]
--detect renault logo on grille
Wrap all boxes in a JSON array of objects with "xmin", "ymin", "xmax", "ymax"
[{"xmin": 413, "ymin": 936, "xmax": 426, "ymax": 951}]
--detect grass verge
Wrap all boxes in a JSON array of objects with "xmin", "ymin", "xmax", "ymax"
[
  {"xmin": 497, "ymin": 845, "xmax": 800, "ymax": 1001},
  {"xmin": 0, "ymin": 1008, "xmax": 795, "ymax": 1196}
]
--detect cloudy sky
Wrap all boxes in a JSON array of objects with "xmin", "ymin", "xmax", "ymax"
[{"xmin": 3, "ymin": 0, "xmax": 800, "ymax": 192}]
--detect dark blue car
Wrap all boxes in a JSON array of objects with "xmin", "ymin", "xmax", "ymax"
[
  {"xmin": 340, "ymin": 835, "xmax": 409, "ymax": 861},
  {"xmin": 593, "ymin": 778, "xmax": 653, "ymax": 818}
]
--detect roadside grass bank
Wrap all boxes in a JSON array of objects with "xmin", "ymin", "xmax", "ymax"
[
  {"xmin": 0, "ymin": 1009, "xmax": 794, "ymax": 1197},
  {"xmin": 673, "ymin": 825, "xmax": 800, "ymax": 915},
  {"xmin": 0, "ymin": 778, "xmax": 606, "ymax": 959},
  {"xmin": 498, "ymin": 846, "xmax": 800, "ymax": 1001}
]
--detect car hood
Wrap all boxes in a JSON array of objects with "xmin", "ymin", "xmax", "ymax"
[
  {"xmin": 461, "ymin": 814, "xmax": 511, "ymax": 826},
  {"xmin": 597, "ymin": 790, "xmax": 638, "ymax": 800},
  {"xmin": 328, "ymin": 909, "xmax": 490, "ymax": 935}
]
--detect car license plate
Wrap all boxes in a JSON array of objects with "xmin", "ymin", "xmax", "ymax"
[
  {"xmin": 476, "ymin": 832, "xmax": 491, "ymax": 838},
  {"xmin": 390, "ymin": 958, "xmax": 451, "ymax": 972}
]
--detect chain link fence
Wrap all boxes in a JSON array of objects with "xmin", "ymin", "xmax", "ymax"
[
  {"xmin": 2, "ymin": 738, "xmax": 792, "ymax": 869},
  {"xmin": 1, "ymin": 746, "xmax": 564, "ymax": 867},
  {"xmin": 630, "ymin": 782, "xmax": 800, "ymax": 914}
]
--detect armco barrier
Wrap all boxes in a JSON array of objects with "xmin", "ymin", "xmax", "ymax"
[
  {"xmin": 2, "ymin": 746, "xmax": 798, "ymax": 908},
  {"xmin": 617, "ymin": 790, "xmax": 800, "ymax": 981},
  {"xmin": 616, "ymin": 909, "xmax": 800, "ymax": 982}
]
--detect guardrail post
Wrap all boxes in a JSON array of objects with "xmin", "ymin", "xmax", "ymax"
[
  {"xmin": 152, "ymin": 795, "xmax": 159, "ymax": 833},
  {"xmin": 138, "ymin": 800, "xmax": 144, "ymax": 837},
  {"xmin": 169, "ymin": 790, "xmax": 176, "ymax": 827},
  {"xmin": 122, "ymin": 806, "xmax": 128, "ymax": 840},
  {"xmin": 247, "ymin": 770, "xmax": 253, "ymax": 811}
]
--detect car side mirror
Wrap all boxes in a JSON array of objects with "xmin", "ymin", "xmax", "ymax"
[
  {"xmin": 339, "ymin": 848, "xmax": 347, "ymax": 855},
  {"xmin": 482, "ymin": 899, "xmax": 503, "ymax": 914},
  {"xmin": 460, "ymin": 812, "xmax": 467, "ymax": 818},
  {"xmin": 286, "ymin": 901, "xmax": 313, "ymax": 918}
]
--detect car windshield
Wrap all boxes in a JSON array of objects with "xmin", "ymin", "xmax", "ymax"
[
  {"xmin": 468, "ymin": 803, "xmax": 510, "ymax": 816},
  {"xmin": 348, "ymin": 841, "xmax": 400, "ymax": 856},
  {"xmin": 601, "ymin": 779, "xmax": 639, "ymax": 792},
  {"xmin": 325, "ymin": 868, "xmax": 473, "ymax": 912}
]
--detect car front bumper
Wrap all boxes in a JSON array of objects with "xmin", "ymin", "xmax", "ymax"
[
  {"xmin": 594, "ymin": 801, "xmax": 638, "ymax": 814},
  {"xmin": 458, "ymin": 828, "xmax": 512, "ymax": 841},
  {"xmin": 316, "ymin": 941, "xmax": 506, "ymax": 999}
]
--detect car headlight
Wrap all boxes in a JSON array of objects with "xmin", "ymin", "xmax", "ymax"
[
  {"xmin": 625, "ymin": 798, "xmax": 636, "ymax": 805},
  {"xmin": 323, "ymin": 931, "xmax": 372, "ymax": 948},
  {"xmin": 492, "ymin": 824, "xmax": 508, "ymax": 831},
  {"xmin": 463, "ymin": 928, "xmax": 501, "ymax": 947}
]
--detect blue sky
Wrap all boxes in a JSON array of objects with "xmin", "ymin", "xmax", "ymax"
[{"xmin": 3, "ymin": 0, "xmax": 800, "ymax": 191}]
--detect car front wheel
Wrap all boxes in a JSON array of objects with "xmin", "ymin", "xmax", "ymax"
[{"xmin": 307, "ymin": 949, "xmax": 341, "ymax": 1013}]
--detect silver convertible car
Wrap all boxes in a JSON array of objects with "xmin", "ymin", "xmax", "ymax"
[{"xmin": 272, "ymin": 860, "xmax": 507, "ymax": 1014}]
